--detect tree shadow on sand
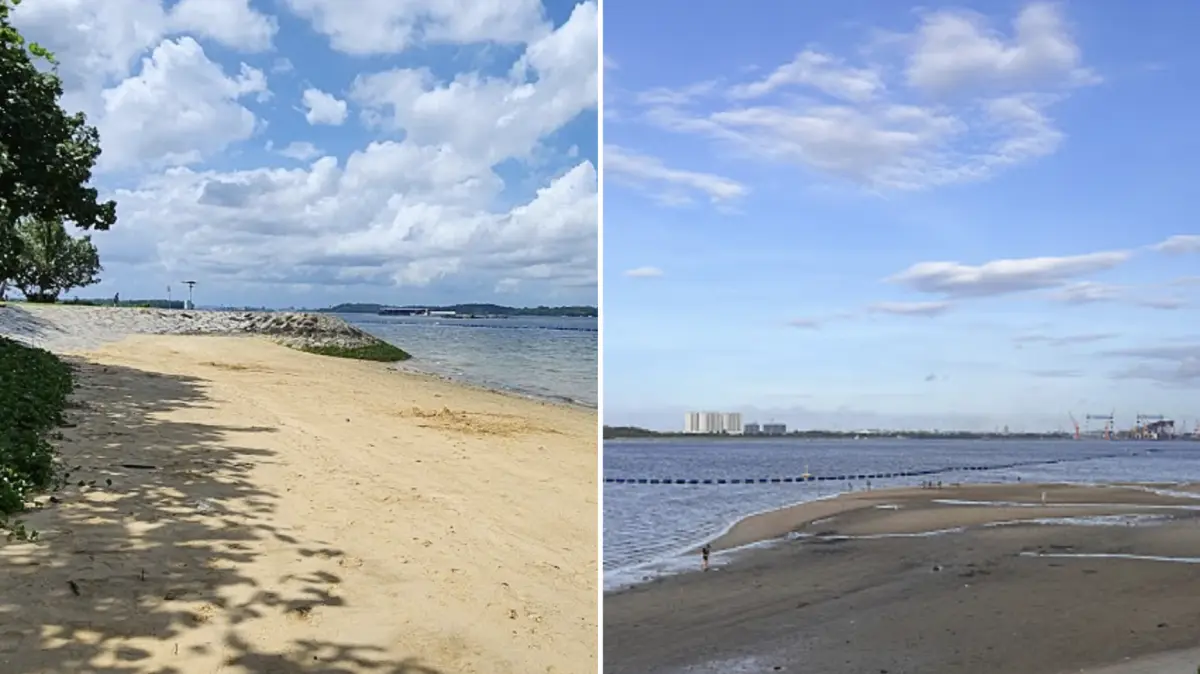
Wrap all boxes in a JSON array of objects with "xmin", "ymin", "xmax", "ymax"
[{"xmin": 0, "ymin": 358, "xmax": 446, "ymax": 674}]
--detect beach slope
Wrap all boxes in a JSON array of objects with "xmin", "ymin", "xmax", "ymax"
[
  {"xmin": 605, "ymin": 483, "xmax": 1200, "ymax": 674},
  {"xmin": 0, "ymin": 334, "xmax": 597, "ymax": 674}
]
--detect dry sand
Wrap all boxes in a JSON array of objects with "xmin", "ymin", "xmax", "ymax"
[
  {"xmin": 0, "ymin": 334, "xmax": 597, "ymax": 674},
  {"xmin": 605, "ymin": 483, "xmax": 1200, "ymax": 674}
]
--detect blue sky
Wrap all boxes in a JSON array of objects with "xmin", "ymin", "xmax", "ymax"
[
  {"xmin": 603, "ymin": 0, "xmax": 1200, "ymax": 432},
  {"xmin": 11, "ymin": 0, "xmax": 597, "ymax": 309}
]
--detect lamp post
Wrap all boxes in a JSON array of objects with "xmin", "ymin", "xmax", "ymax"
[{"xmin": 182, "ymin": 281, "xmax": 197, "ymax": 310}]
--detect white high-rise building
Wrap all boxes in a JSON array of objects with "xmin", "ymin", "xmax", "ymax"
[
  {"xmin": 696, "ymin": 411, "xmax": 719, "ymax": 433},
  {"xmin": 683, "ymin": 411, "xmax": 743, "ymax": 434}
]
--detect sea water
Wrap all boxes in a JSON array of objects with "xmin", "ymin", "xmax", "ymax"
[
  {"xmin": 342, "ymin": 314, "xmax": 597, "ymax": 407},
  {"xmin": 603, "ymin": 438, "xmax": 1200, "ymax": 591}
]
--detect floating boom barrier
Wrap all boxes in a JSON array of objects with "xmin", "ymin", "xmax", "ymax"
[{"xmin": 603, "ymin": 453, "xmax": 1129, "ymax": 486}]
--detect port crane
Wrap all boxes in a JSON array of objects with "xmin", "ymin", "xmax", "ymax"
[
  {"xmin": 1068, "ymin": 413, "xmax": 1080, "ymax": 440},
  {"xmin": 1085, "ymin": 411, "xmax": 1115, "ymax": 440}
]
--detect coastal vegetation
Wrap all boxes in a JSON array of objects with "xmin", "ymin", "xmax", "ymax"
[
  {"xmin": 1, "ymin": 0, "xmax": 115, "ymax": 303},
  {"xmin": 8, "ymin": 217, "xmax": 102, "ymax": 302},
  {"xmin": 0, "ymin": 338, "xmax": 72, "ymax": 519},
  {"xmin": 298, "ymin": 341, "xmax": 411, "ymax": 362},
  {"xmin": 0, "ymin": 0, "xmax": 111, "ymax": 522}
]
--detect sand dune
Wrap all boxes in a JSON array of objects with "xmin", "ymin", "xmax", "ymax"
[{"xmin": 0, "ymin": 335, "xmax": 597, "ymax": 674}]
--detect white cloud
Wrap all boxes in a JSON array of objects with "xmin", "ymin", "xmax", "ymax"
[
  {"xmin": 98, "ymin": 38, "xmax": 268, "ymax": 170},
  {"xmin": 1153, "ymin": 235, "xmax": 1200, "ymax": 254},
  {"xmin": 301, "ymin": 88, "xmax": 348, "ymax": 126},
  {"xmin": 1134, "ymin": 297, "xmax": 1186, "ymax": 310},
  {"xmin": 350, "ymin": 1, "xmax": 597, "ymax": 167},
  {"xmin": 9, "ymin": 0, "xmax": 598, "ymax": 299},
  {"xmin": 633, "ymin": 3, "xmax": 1094, "ymax": 191},
  {"xmin": 106, "ymin": 151, "xmax": 596, "ymax": 290},
  {"xmin": 730, "ymin": 50, "xmax": 884, "ymax": 102},
  {"xmin": 168, "ymin": 0, "xmax": 278, "ymax": 52},
  {"xmin": 867, "ymin": 301, "xmax": 952, "ymax": 317},
  {"xmin": 1105, "ymin": 345, "xmax": 1200, "ymax": 387},
  {"xmin": 889, "ymin": 251, "xmax": 1130, "ymax": 298},
  {"xmin": 605, "ymin": 146, "xmax": 746, "ymax": 205},
  {"xmin": 905, "ymin": 3, "xmax": 1098, "ymax": 94},
  {"xmin": 1047, "ymin": 281, "xmax": 1186, "ymax": 309},
  {"xmin": 10, "ymin": 0, "xmax": 168, "ymax": 90},
  {"xmin": 278, "ymin": 142, "xmax": 323, "ymax": 160},
  {"xmin": 280, "ymin": 0, "xmax": 550, "ymax": 55},
  {"xmin": 787, "ymin": 318, "xmax": 822, "ymax": 330},
  {"xmin": 1014, "ymin": 332, "xmax": 1115, "ymax": 347},
  {"xmin": 1049, "ymin": 281, "xmax": 1122, "ymax": 304},
  {"xmin": 624, "ymin": 267, "xmax": 664, "ymax": 278}
]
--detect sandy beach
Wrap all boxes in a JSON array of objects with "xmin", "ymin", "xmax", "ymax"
[
  {"xmin": 605, "ymin": 483, "xmax": 1200, "ymax": 674},
  {"xmin": 0, "ymin": 306, "xmax": 597, "ymax": 674}
]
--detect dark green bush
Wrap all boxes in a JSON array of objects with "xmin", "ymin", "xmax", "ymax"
[
  {"xmin": 0, "ymin": 336, "xmax": 72, "ymax": 514},
  {"xmin": 299, "ymin": 342, "xmax": 412, "ymax": 362}
]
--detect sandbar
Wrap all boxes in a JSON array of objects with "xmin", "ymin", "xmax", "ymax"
[{"xmin": 606, "ymin": 482, "xmax": 1200, "ymax": 674}]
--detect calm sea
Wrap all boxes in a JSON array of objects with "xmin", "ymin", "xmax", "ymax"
[
  {"xmin": 603, "ymin": 438, "xmax": 1200, "ymax": 590},
  {"xmin": 341, "ymin": 314, "xmax": 596, "ymax": 407}
]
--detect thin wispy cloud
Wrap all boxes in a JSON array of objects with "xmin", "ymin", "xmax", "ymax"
[
  {"xmin": 868, "ymin": 301, "xmax": 953, "ymax": 317},
  {"xmin": 604, "ymin": 0, "xmax": 1200, "ymax": 428},
  {"xmin": 605, "ymin": 145, "xmax": 747, "ymax": 205},
  {"xmin": 624, "ymin": 266, "xmax": 665, "ymax": 278}
]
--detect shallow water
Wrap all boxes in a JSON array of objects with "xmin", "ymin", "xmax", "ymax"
[
  {"xmin": 603, "ymin": 439, "xmax": 1200, "ymax": 590},
  {"xmin": 341, "ymin": 314, "xmax": 597, "ymax": 406}
]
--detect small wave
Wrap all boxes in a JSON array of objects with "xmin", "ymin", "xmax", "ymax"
[
  {"xmin": 933, "ymin": 498, "xmax": 1200, "ymax": 510},
  {"xmin": 604, "ymin": 491, "xmax": 844, "ymax": 590},
  {"xmin": 1020, "ymin": 551, "xmax": 1200, "ymax": 564},
  {"xmin": 987, "ymin": 514, "xmax": 1170, "ymax": 527}
]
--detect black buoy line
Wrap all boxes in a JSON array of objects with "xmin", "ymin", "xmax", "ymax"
[{"xmin": 603, "ymin": 453, "xmax": 1129, "ymax": 485}]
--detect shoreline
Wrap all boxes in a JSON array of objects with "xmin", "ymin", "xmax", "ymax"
[
  {"xmin": 1, "ymin": 333, "xmax": 597, "ymax": 673},
  {"xmin": 605, "ymin": 482, "xmax": 1200, "ymax": 674},
  {"xmin": 604, "ymin": 481, "xmax": 1200, "ymax": 594},
  {"xmin": 389, "ymin": 359, "xmax": 597, "ymax": 411},
  {"xmin": 1, "ymin": 302, "xmax": 594, "ymax": 409}
]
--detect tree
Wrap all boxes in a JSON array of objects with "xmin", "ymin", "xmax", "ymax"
[
  {"xmin": 1, "ymin": 0, "xmax": 116, "ymax": 267},
  {"xmin": 11, "ymin": 217, "xmax": 101, "ymax": 302}
]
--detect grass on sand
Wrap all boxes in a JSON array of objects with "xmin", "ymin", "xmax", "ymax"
[
  {"xmin": 0, "ymin": 337, "xmax": 72, "ymax": 520},
  {"xmin": 297, "ymin": 341, "xmax": 412, "ymax": 362}
]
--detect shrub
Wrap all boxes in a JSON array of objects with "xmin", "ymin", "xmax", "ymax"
[{"xmin": 0, "ymin": 336, "xmax": 72, "ymax": 514}]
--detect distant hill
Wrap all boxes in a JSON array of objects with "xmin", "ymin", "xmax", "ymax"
[{"xmin": 320, "ymin": 303, "xmax": 597, "ymax": 317}]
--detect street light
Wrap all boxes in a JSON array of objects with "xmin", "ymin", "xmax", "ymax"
[{"xmin": 182, "ymin": 280, "xmax": 197, "ymax": 309}]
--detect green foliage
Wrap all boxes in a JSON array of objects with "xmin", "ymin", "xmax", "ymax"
[
  {"xmin": 299, "ymin": 342, "xmax": 412, "ymax": 362},
  {"xmin": 0, "ymin": 0, "xmax": 115, "ymax": 226},
  {"xmin": 0, "ymin": 335, "xmax": 73, "ymax": 515},
  {"xmin": 11, "ymin": 217, "xmax": 101, "ymax": 302},
  {"xmin": 1, "ymin": 0, "xmax": 115, "ymax": 275}
]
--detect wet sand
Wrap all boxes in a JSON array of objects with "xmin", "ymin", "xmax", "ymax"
[
  {"xmin": 605, "ymin": 483, "xmax": 1200, "ymax": 674},
  {"xmin": 0, "ymin": 335, "xmax": 597, "ymax": 674}
]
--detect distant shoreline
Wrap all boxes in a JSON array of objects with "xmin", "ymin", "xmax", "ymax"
[
  {"xmin": 604, "ymin": 426, "xmax": 1200, "ymax": 441},
  {"xmin": 10, "ymin": 298, "xmax": 598, "ymax": 318}
]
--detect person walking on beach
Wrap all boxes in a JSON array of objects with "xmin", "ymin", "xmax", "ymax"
[{"xmin": 701, "ymin": 544, "xmax": 711, "ymax": 572}]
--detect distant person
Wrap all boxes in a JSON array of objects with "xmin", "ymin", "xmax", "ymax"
[
  {"xmin": 701, "ymin": 544, "xmax": 711, "ymax": 572},
  {"xmin": 113, "ymin": 292, "xmax": 120, "ymax": 306}
]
